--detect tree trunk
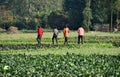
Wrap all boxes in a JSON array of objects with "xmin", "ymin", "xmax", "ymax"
[
  {"xmin": 110, "ymin": 10, "xmax": 113, "ymax": 32},
  {"xmin": 116, "ymin": 11, "xmax": 119, "ymax": 29}
]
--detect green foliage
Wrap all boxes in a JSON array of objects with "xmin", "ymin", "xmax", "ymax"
[
  {"xmin": 112, "ymin": 41, "xmax": 120, "ymax": 47},
  {"xmin": 63, "ymin": 0, "xmax": 86, "ymax": 29},
  {"xmin": 0, "ymin": 0, "xmax": 120, "ymax": 30},
  {"xmin": 0, "ymin": 54, "xmax": 120, "ymax": 76},
  {"xmin": 91, "ymin": 0, "xmax": 109, "ymax": 23},
  {"xmin": 48, "ymin": 10, "xmax": 68, "ymax": 29},
  {"xmin": 115, "ymin": 0, "xmax": 120, "ymax": 10},
  {"xmin": 83, "ymin": 0, "xmax": 92, "ymax": 31}
]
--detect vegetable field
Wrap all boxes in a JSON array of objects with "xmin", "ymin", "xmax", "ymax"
[
  {"xmin": 0, "ymin": 54, "xmax": 120, "ymax": 76},
  {"xmin": 0, "ymin": 53, "xmax": 120, "ymax": 77},
  {"xmin": 0, "ymin": 32, "xmax": 120, "ymax": 76}
]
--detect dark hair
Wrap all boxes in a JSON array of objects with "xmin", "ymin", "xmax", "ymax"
[
  {"xmin": 38, "ymin": 26, "xmax": 41, "ymax": 28},
  {"xmin": 65, "ymin": 24, "xmax": 69, "ymax": 28},
  {"xmin": 79, "ymin": 25, "xmax": 83, "ymax": 27},
  {"xmin": 54, "ymin": 26, "xmax": 57, "ymax": 28}
]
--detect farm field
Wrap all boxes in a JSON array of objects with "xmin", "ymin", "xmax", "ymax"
[
  {"xmin": 0, "ymin": 31, "xmax": 120, "ymax": 44},
  {"xmin": 0, "ymin": 31, "xmax": 120, "ymax": 76}
]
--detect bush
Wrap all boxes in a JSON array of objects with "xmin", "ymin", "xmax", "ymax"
[
  {"xmin": 0, "ymin": 27, "xmax": 3, "ymax": 31},
  {"xmin": 112, "ymin": 41, "xmax": 120, "ymax": 47},
  {"xmin": 7, "ymin": 26, "xmax": 19, "ymax": 34}
]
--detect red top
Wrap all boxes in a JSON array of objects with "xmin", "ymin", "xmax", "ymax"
[{"xmin": 38, "ymin": 28, "xmax": 43, "ymax": 36}]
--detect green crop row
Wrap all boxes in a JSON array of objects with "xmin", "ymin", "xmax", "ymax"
[
  {"xmin": 0, "ymin": 42, "xmax": 115, "ymax": 51},
  {"xmin": 0, "ymin": 36, "xmax": 120, "ymax": 44},
  {"xmin": 0, "ymin": 53, "xmax": 120, "ymax": 77}
]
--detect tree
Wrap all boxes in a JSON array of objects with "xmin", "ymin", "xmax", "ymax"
[
  {"xmin": 91, "ymin": 0, "xmax": 108, "ymax": 23},
  {"xmin": 0, "ymin": 0, "xmax": 64, "ymax": 29},
  {"xmin": 82, "ymin": 0, "xmax": 92, "ymax": 31},
  {"xmin": 114, "ymin": 0, "xmax": 120, "ymax": 29},
  {"xmin": 48, "ymin": 10, "xmax": 68, "ymax": 29},
  {"xmin": 106, "ymin": 0, "xmax": 118, "ymax": 32},
  {"xmin": 2, "ymin": 0, "xmax": 119, "ymax": 31},
  {"xmin": 63, "ymin": 0, "xmax": 86, "ymax": 29}
]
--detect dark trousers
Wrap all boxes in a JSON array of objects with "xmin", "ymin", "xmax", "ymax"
[
  {"xmin": 64, "ymin": 37, "xmax": 68, "ymax": 44},
  {"xmin": 37, "ymin": 36, "xmax": 42, "ymax": 44},
  {"xmin": 52, "ymin": 35, "xmax": 58, "ymax": 44},
  {"xmin": 78, "ymin": 35, "xmax": 84, "ymax": 44}
]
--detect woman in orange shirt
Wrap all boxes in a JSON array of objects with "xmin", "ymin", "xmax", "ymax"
[{"xmin": 63, "ymin": 24, "xmax": 70, "ymax": 45}]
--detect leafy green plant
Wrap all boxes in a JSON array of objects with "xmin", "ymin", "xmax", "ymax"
[
  {"xmin": 0, "ymin": 54, "xmax": 120, "ymax": 76},
  {"xmin": 112, "ymin": 41, "xmax": 120, "ymax": 47}
]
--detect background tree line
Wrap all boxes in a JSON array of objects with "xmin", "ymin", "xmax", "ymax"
[{"xmin": 0, "ymin": 0, "xmax": 120, "ymax": 31}]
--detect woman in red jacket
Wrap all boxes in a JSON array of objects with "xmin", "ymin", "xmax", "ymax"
[{"xmin": 37, "ymin": 26, "xmax": 43, "ymax": 44}]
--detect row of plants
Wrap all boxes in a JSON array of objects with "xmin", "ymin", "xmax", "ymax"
[
  {"xmin": 0, "ymin": 44, "xmax": 61, "ymax": 50},
  {"xmin": 1, "ymin": 36, "xmax": 120, "ymax": 43},
  {"xmin": 0, "ymin": 36, "xmax": 120, "ymax": 50},
  {"xmin": 0, "ymin": 43, "xmax": 114, "ymax": 51},
  {"xmin": 0, "ymin": 53, "xmax": 120, "ymax": 76}
]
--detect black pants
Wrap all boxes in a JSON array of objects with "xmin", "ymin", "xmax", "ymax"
[
  {"xmin": 37, "ymin": 36, "xmax": 42, "ymax": 44},
  {"xmin": 64, "ymin": 37, "xmax": 68, "ymax": 44},
  {"xmin": 52, "ymin": 35, "xmax": 58, "ymax": 44},
  {"xmin": 78, "ymin": 35, "xmax": 84, "ymax": 44}
]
